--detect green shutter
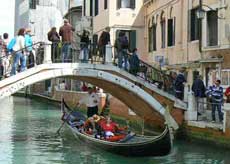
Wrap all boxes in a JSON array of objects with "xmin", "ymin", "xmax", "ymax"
[{"xmin": 130, "ymin": 30, "xmax": 136, "ymax": 51}]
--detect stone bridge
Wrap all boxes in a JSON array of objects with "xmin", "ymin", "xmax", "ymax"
[{"xmin": 0, "ymin": 62, "xmax": 188, "ymax": 130}]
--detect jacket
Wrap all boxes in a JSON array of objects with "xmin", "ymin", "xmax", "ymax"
[{"xmin": 192, "ymin": 78, "xmax": 206, "ymax": 97}]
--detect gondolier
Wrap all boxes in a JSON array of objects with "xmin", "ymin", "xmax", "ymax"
[{"xmin": 77, "ymin": 86, "xmax": 100, "ymax": 118}]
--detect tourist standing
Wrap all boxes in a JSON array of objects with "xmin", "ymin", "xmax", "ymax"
[
  {"xmin": 10, "ymin": 28, "xmax": 26, "ymax": 76},
  {"xmin": 59, "ymin": 19, "xmax": 75, "ymax": 63},
  {"xmin": 25, "ymin": 29, "xmax": 34, "ymax": 68},
  {"xmin": 117, "ymin": 31, "xmax": 129, "ymax": 70},
  {"xmin": 174, "ymin": 68, "xmax": 186, "ymax": 100},
  {"xmin": 192, "ymin": 75, "xmax": 206, "ymax": 117},
  {"xmin": 129, "ymin": 48, "xmax": 140, "ymax": 76},
  {"xmin": 78, "ymin": 30, "xmax": 90, "ymax": 63},
  {"xmin": 98, "ymin": 27, "xmax": 110, "ymax": 64},
  {"xmin": 77, "ymin": 86, "xmax": 100, "ymax": 118},
  {"xmin": 48, "ymin": 27, "xmax": 60, "ymax": 63},
  {"xmin": 1, "ymin": 33, "xmax": 10, "ymax": 78},
  {"xmin": 206, "ymin": 79, "xmax": 223, "ymax": 123}
]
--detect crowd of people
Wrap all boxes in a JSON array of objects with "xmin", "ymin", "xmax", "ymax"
[
  {"xmin": 0, "ymin": 28, "xmax": 34, "ymax": 79},
  {"xmin": 0, "ymin": 18, "xmax": 142, "ymax": 81},
  {"xmin": 168, "ymin": 68, "xmax": 227, "ymax": 123}
]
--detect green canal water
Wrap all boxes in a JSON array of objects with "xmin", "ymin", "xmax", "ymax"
[{"xmin": 0, "ymin": 97, "xmax": 230, "ymax": 164}]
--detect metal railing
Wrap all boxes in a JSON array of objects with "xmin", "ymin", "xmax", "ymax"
[{"xmin": 0, "ymin": 41, "xmax": 174, "ymax": 97}]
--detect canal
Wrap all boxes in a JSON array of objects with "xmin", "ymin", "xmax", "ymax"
[{"xmin": 0, "ymin": 97, "xmax": 230, "ymax": 164}]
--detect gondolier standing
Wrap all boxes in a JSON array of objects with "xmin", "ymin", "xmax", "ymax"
[{"xmin": 77, "ymin": 86, "xmax": 100, "ymax": 118}]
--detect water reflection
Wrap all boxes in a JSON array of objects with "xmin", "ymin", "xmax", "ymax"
[
  {"xmin": 0, "ymin": 96, "xmax": 14, "ymax": 164},
  {"xmin": 0, "ymin": 97, "xmax": 230, "ymax": 164}
]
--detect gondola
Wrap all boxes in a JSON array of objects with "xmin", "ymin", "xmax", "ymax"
[{"xmin": 60, "ymin": 99, "xmax": 173, "ymax": 157}]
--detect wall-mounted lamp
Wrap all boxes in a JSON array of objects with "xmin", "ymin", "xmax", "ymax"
[
  {"xmin": 196, "ymin": 3, "xmax": 228, "ymax": 19},
  {"xmin": 196, "ymin": 8, "xmax": 206, "ymax": 19}
]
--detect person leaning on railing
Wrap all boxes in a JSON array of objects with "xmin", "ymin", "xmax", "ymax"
[
  {"xmin": 48, "ymin": 27, "xmax": 60, "ymax": 63},
  {"xmin": 10, "ymin": 28, "xmax": 26, "ymax": 76},
  {"xmin": 59, "ymin": 19, "xmax": 75, "ymax": 63},
  {"xmin": 78, "ymin": 30, "xmax": 90, "ymax": 63}
]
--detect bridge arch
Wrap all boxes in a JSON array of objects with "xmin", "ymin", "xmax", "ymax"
[{"xmin": 0, "ymin": 63, "xmax": 178, "ymax": 129}]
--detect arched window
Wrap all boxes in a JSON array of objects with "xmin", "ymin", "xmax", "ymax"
[
  {"xmin": 148, "ymin": 19, "xmax": 153, "ymax": 52},
  {"xmin": 168, "ymin": 7, "xmax": 175, "ymax": 46},
  {"xmin": 152, "ymin": 17, "xmax": 157, "ymax": 51},
  {"xmin": 160, "ymin": 11, "xmax": 166, "ymax": 48}
]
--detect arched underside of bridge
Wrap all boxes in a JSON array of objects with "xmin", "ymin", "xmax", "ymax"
[{"xmin": 0, "ymin": 64, "xmax": 178, "ymax": 129}]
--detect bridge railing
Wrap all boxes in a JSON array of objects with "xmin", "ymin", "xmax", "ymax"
[
  {"xmin": 0, "ymin": 41, "xmax": 174, "ymax": 96},
  {"xmin": 49, "ymin": 41, "xmax": 108, "ymax": 64},
  {"xmin": 0, "ymin": 41, "xmax": 47, "ymax": 78}
]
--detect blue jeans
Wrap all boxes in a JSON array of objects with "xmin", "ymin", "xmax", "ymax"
[
  {"xmin": 81, "ymin": 47, "xmax": 89, "ymax": 63},
  {"xmin": 11, "ymin": 51, "xmax": 26, "ymax": 75},
  {"xmin": 212, "ymin": 102, "xmax": 223, "ymax": 121},
  {"xmin": 62, "ymin": 43, "xmax": 71, "ymax": 63},
  {"xmin": 118, "ymin": 49, "xmax": 128, "ymax": 70}
]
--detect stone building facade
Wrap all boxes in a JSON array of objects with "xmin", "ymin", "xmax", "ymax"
[
  {"xmin": 144, "ymin": 0, "xmax": 230, "ymax": 87},
  {"xmin": 82, "ymin": 0, "xmax": 146, "ymax": 59}
]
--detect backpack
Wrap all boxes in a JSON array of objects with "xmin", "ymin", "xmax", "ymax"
[{"xmin": 7, "ymin": 38, "xmax": 16, "ymax": 52}]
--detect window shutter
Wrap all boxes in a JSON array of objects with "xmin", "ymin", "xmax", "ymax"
[
  {"xmin": 130, "ymin": 30, "xmax": 136, "ymax": 51},
  {"xmin": 117, "ymin": 0, "xmax": 121, "ymax": 9}
]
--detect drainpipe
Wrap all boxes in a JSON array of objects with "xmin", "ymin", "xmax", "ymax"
[
  {"xmin": 198, "ymin": 0, "xmax": 205, "ymax": 82},
  {"xmin": 198, "ymin": 0, "xmax": 203, "ymax": 53}
]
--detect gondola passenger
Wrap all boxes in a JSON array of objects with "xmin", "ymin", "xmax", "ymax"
[{"xmin": 99, "ymin": 116, "xmax": 126, "ymax": 141}]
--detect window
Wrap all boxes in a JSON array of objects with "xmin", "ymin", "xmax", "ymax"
[
  {"xmin": 190, "ymin": 8, "xmax": 200, "ymax": 41},
  {"xmin": 149, "ymin": 23, "xmax": 157, "ymax": 52},
  {"xmin": 152, "ymin": 23, "xmax": 157, "ymax": 51},
  {"xmin": 104, "ymin": 0, "xmax": 108, "ymax": 10},
  {"xmin": 90, "ymin": 0, "xmax": 93, "ymax": 16},
  {"xmin": 207, "ymin": 11, "xmax": 218, "ymax": 46},
  {"xmin": 29, "ymin": 0, "xmax": 37, "ymax": 9},
  {"xmin": 161, "ymin": 16, "xmax": 166, "ymax": 48},
  {"xmin": 95, "ymin": 0, "xmax": 99, "ymax": 16},
  {"xmin": 83, "ymin": 0, "xmax": 86, "ymax": 16},
  {"xmin": 148, "ymin": 21, "xmax": 153, "ymax": 52},
  {"xmin": 117, "ymin": 0, "xmax": 135, "ymax": 9},
  {"xmin": 168, "ymin": 18, "xmax": 175, "ymax": 46}
]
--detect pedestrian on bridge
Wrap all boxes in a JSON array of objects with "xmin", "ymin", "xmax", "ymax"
[
  {"xmin": 1, "ymin": 33, "xmax": 10, "ymax": 79},
  {"xmin": 25, "ymin": 29, "xmax": 34, "ymax": 68},
  {"xmin": 10, "ymin": 28, "xmax": 26, "ymax": 76},
  {"xmin": 98, "ymin": 27, "xmax": 110, "ymax": 64},
  {"xmin": 116, "ymin": 31, "xmax": 129, "ymax": 71},
  {"xmin": 48, "ymin": 27, "xmax": 60, "ymax": 63},
  {"xmin": 129, "ymin": 48, "xmax": 140, "ymax": 76},
  {"xmin": 78, "ymin": 30, "xmax": 90, "ymax": 63},
  {"xmin": 59, "ymin": 19, "xmax": 75, "ymax": 63},
  {"xmin": 174, "ymin": 68, "xmax": 186, "ymax": 100}
]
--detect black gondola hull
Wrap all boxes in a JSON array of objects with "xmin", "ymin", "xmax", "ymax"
[{"xmin": 61, "ymin": 99, "xmax": 172, "ymax": 157}]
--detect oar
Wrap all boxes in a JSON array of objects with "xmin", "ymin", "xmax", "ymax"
[
  {"xmin": 56, "ymin": 120, "xmax": 66, "ymax": 135},
  {"xmin": 56, "ymin": 112, "xmax": 72, "ymax": 135},
  {"xmin": 56, "ymin": 98, "xmax": 72, "ymax": 135}
]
